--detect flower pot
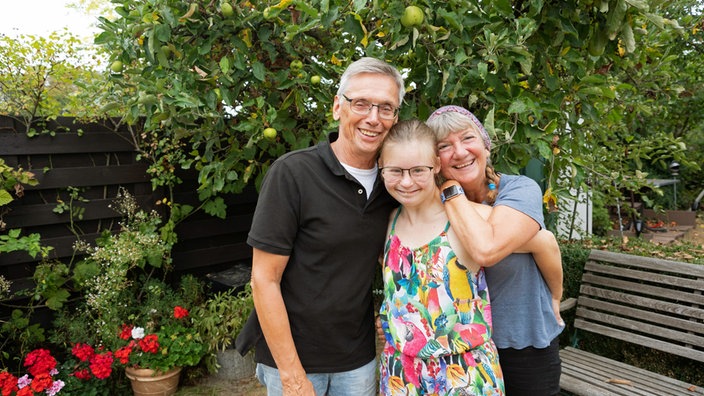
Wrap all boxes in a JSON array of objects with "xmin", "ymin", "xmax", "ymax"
[
  {"xmin": 125, "ymin": 366, "xmax": 182, "ymax": 396},
  {"xmin": 213, "ymin": 349, "xmax": 256, "ymax": 381}
]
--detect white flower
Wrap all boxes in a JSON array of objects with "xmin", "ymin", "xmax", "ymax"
[{"xmin": 131, "ymin": 327, "xmax": 145, "ymax": 339}]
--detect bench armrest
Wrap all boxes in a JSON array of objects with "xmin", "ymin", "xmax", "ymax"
[{"xmin": 559, "ymin": 297, "xmax": 577, "ymax": 312}]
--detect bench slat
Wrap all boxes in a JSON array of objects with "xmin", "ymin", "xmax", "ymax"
[
  {"xmin": 578, "ymin": 296, "xmax": 704, "ymax": 335},
  {"xmin": 560, "ymin": 347, "xmax": 704, "ymax": 395},
  {"xmin": 584, "ymin": 262, "xmax": 704, "ymax": 291},
  {"xmin": 579, "ymin": 285, "xmax": 704, "ymax": 321},
  {"xmin": 574, "ymin": 318, "xmax": 704, "ymax": 362},
  {"xmin": 587, "ymin": 250, "xmax": 704, "ymax": 277},
  {"xmin": 576, "ymin": 306, "xmax": 704, "ymax": 348},
  {"xmin": 561, "ymin": 362, "xmax": 653, "ymax": 396},
  {"xmin": 581, "ymin": 271, "xmax": 704, "ymax": 306}
]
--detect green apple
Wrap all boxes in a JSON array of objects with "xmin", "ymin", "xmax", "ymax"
[
  {"xmin": 110, "ymin": 60, "xmax": 124, "ymax": 73},
  {"xmin": 290, "ymin": 60, "xmax": 303, "ymax": 71},
  {"xmin": 221, "ymin": 2, "xmax": 234, "ymax": 17},
  {"xmin": 263, "ymin": 127, "xmax": 278, "ymax": 140},
  {"xmin": 401, "ymin": 5, "xmax": 424, "ymax": 28},
  {"xmin": 310, "ymin": 75, "xmax": 321, "ymax": 85}
]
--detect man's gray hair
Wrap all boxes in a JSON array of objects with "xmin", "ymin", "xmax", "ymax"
[{"xmin": 337, "ymin": 57, "xmax": 405, "ymax": 105}]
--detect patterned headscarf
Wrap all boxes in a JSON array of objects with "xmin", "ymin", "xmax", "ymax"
[{"xmin": 427, "ymin": 105, "xmax": 491, "ymax": 151}]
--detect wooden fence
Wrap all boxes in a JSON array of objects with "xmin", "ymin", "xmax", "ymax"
[{"xmin": 0, "ymin": 116, "xmax": 256, "ymax": 290}]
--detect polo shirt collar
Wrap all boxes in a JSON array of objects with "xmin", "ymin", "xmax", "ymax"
[{"xmin": 319, "ymin": 132, "xmax": 387, "ymax": 200}]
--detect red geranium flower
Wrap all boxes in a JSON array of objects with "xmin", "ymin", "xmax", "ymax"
[
  {"xmin": 23, "ymin": 349, "xmax": 57, "ymax": 377},
  {"xmin": 138, "ymin": 334, "xmax": 159, "ymax": 354},
  {"xmin": 173, "ymin": 306, "xmax": 189, "ymax": 319},
  {"xmin": 71, "ymin": 343, "xmax": 95, "ymax": 362},
  {"xmin": 0, "ymin": 371, "xmax": 19, "ymax": 396},
  {"xmin": 115, "ymin": 343, "xmax": 134, "ymax": 365},
  {"xmin": 30, "ymin": 372, "xmax": 52, "ymax": 392},
  {"xmin": 119, "ymin": 324, "xmax": 134, "ymax": 340},
  {"xmin": 89, "ymin": 352, "xmax": 114, "ymax": 380},
  {"xmin": 16, "ymin": 387, "xmax": 33, "ymax": 396},
  {"xmin": 73, "ymin": 369, "xmax": 92, "ymax": 381}
]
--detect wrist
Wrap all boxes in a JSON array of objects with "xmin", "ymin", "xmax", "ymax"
[
  {"xmin": 440, "ymin": 179, "xmax": 460, "ymax": 190},
  {"xmin": 440, "ymin": 184, "xmax": 464, "ymax": 204}
]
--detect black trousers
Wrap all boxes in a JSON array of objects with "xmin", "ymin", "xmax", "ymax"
[{"xmin": 498, "ymin": 337, "xmax": 561, "ymax": 396}]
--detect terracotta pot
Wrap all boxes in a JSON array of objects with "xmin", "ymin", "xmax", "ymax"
[{"xmin": 125, "ymin": 366, "xmax": 182, "ymax": 396}]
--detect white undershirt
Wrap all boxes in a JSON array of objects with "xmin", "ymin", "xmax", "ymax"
[{"xmin": 341, "ymin": 163, "xmax": 378, "ymax": 199}]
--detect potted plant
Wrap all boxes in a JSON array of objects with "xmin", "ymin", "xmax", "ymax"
[
  {"xmin": 117, "ymin": 304, "xmax": 206, "ymax": 396},
  {"xmin": 192, "ymin": 284, "xmax": 254, "ymax": 381},
  {"xmin": 50, "ymin": 189, "xmax": 208, "ymax": 395}
]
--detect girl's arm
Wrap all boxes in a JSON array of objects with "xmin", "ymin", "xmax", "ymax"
[{"xmin": 520, "ymin": 230, "xmax": 564, "ymax": 325}]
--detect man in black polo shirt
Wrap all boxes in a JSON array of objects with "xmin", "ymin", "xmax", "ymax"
[{"xmin": 235, "ymin": 57, "xmax": 404, "ymax": 395}]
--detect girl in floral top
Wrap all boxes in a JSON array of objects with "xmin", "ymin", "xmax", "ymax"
[
  {"xmin": 377, "ymin": 120, "xmax": 558, "ymax": 395},
  {"xmin": 377, "ymin": 119, "xmax": 503, "ymax": 395}
]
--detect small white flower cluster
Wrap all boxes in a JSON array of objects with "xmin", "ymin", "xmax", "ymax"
[
  {"xmin": 0, "ymin": 275, "xmax": 11, "ymax": 299},
  {"xmin": 75, "ymin": 188, "xmax": 172, "ymax": 345}
]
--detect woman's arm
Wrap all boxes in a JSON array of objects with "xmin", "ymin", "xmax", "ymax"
[
  {"xmin": 441, "ymin": 181, "xmax": 540, "ymax": 267},
  {"xmin": 449, "ymin": 183, "xmax": 564, "ymax": 324}
]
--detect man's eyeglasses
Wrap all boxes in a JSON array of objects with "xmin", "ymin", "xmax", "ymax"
[
  {"xmin": 342, "ymin": 94, "xmax": 399, "ymax": 120},
  {"xmin": 380, "ymin": 166, "xmax": 434, "ymax": 183}
]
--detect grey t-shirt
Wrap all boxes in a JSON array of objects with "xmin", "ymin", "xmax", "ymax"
[{"xmin": 484, "ymin": 174, "xmax": 564, "ymax": 349}]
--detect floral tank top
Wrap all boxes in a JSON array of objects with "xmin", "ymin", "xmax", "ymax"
[{"xmin": 379, "ymin": 208, "xmax": 493, "ymax": 359}]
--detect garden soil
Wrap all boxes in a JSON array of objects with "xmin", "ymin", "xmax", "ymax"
[{"xmin": 179, "ymin": 213, "xmax": 704, "ymax": 395}]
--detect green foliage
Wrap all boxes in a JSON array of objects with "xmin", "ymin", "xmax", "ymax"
[
  {"xmin": 0, "ymin": 31, "xmax": 107, "ymax": 133},
  {"xmin": 0, "ymin": 229, "xmax": 52, "ymax": 259},
  {"xmin": 558, "ymin": 241, "xmax": 590, "ymax": 300},
  {"xmin": 52, "ymin": 186, "xmax": 90, "ymax": 237},
  {"xmin": 93, "ymin": 0, "xmax": 690, "ymax": 218},
  {"xmin": 0, "ymin": 309, "xmax": 46, "ymax": 370},
  {"xmin": 192, "ymin": 284, "xmax": 253, "ymax": 374},
  {"xmin": 0, "ymin": 158, "xmax": 38, "ymax": 210}
]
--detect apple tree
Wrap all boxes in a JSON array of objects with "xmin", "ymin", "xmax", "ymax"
[{"xmin": 94, "ymin": 0, "xmax": 686, "ymax": 220}]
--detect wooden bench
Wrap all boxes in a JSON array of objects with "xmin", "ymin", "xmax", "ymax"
[{"xmin": 559, "ymin": 249, "xmax": 704, "ymax": 395}]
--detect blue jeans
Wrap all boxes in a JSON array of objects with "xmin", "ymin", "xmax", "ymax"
[{"xmin": 255, "ymin": 359, "xmax": 377, "ymax": 396}]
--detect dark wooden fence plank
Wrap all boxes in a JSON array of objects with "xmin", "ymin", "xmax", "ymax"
[
  {"xmin": 26, "ymin": 164, "xmax": 149, "ymax": 190},
  {"xmin": 3, "ymin": 195, "xmax": 156, "ymax": 228},
  {"xmin": 0, "ymin": 132, "xmax": 137, "ymax": 155},
  {"xmin": 173, "ymin": 242, "xmax": 252, "ymax": 271}
]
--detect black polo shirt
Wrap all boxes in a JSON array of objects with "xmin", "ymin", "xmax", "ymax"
[{"xmin": 243, "ymin": 132, "xmax": 397, "ymax": 372}]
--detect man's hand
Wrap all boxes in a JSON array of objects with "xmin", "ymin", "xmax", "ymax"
[{"xmin": 282, "ymin": 375, "xmax": 316, "ymax": 396}]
